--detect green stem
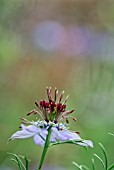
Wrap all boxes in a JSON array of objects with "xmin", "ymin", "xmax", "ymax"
[
  {"xmin": 37, "ymin": 127, "xmax": 52, "ymax": 170},
  {"xmin": 49, "ymin": 139, "xmax": 83, "ymax": 146}
]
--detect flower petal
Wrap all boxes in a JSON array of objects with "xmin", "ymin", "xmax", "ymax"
[
  {"xmin": 38, "ymin": 128, "xmax": 48, "ymax": 140},
  {"xmin": 50, "ymin": 128, "xmax": 93, "ymax": 148},
  {"xmin": 59, "ymin": 130, "xmax": 81, "ymax": 140},
  {"xmin": 9, "ymin": 130, "xmax": 35, "ymax": 140},
  {"xmin": 83, "ymin": 140, "xmax": 94, "ymax": 148},
  {"xmin": 21, "ymin": 124, "xmax": 41, "ymax": 133},
  {"xmin": 9, "ymin": 124, "xmax": 41, "ymax": 141},
  {"xmin": 34, "ymin": 134, "xmax": 45, "ymax": 146},
  {"xmin": 33, "ymin": 128, "xmax": 48, "ymax": 146},
  {"xmin": 50, "ymin": 127, "xmax": 67, "ymax": 142},
  {"xmin": 75, "ymin": 140, "xmax": 93, "ymax": 148}
]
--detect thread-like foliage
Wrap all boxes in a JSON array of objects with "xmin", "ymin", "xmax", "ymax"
[
  {"xmin": 73, "ymin": 142, "xmax": 114, "ymax": 170},
  {"xmin": 7, "ymin": 152, "xmax": 30, "ymax": 170}
]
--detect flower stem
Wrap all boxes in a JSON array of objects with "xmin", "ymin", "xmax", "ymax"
[{"xmin": 37, "ymin": 126, "xmax": 52, "ymax": 170}]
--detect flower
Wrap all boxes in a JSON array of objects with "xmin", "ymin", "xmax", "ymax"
[
  {"xmin": 9, "ymin": 87, "xmax": 93, "ymax": 148},
  {"xmin": 9, "ymin": 121, "xmax": 93, "ymax": 147}
]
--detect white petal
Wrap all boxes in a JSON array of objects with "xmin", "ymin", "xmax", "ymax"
[
  {"xmin": 75, "ymin": 140, "xmax": 93, "ymax": 148},
  {"xmin": 9, "ymin": 130, "xmax": 34, "ymax": 140},
  {"xmin": 83, "ymin": 140, "xmax": 94, "ymax": 148},
  {"xmin": 33, "ymin": 129, "xmax": 48, "ymax": 146},
  {"xmin": 23, "ymin": 124, "xmax": 41, "ymax": 133},
  {"xmin": 38, "ymin": 129, "xmax": 48, "ymax": 140},
  {"xmin": 34, "ymin": 134, "xmax": 45, "ymax": 146},
  {"xmin": 40, "ymin": 129, "xmax": 48, "ymax": 136},
  {"xmin": 9, "ymin": 125, "xmax": 41, "ymax": 141},
  {"xmin": 50, "ymin": 127, "xmax": 67, "ymax": 141},
  {"xmin": 59, "ymin": 130, "xmax": 81, "ymax": 140}
]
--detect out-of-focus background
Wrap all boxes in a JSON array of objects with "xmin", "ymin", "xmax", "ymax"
[{"xmin": 0, "ymin": 0, "xmax": 114, "ymax": 169}]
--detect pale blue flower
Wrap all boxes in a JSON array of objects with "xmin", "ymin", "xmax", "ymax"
[
  {"xmin": 9, "ymin": 87, "xmax": 93, "ymax": 148},
  {"xmin": 9, "ymin": 122, "xmax": 93, "ymax": 148}
]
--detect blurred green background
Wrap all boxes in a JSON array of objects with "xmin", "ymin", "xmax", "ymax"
[{"xmin": 0, "ymin": 0, "xmax": 114, "ymax": 169}]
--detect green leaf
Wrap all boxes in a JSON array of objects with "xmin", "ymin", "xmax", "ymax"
[
  {"xmin": 7, "ymin": 152, "xmax": 26, "ymax": 170},
  {"xmin": 99, "ymin": 143, "xmax": 108, "ymax": 170},
  {"xmin": 92, "ymin": 158, "xmax": 95, "ymax": 170},
  {"xmin": 18, "ymin": 155, "xmax": 30, "ymax": 170},
  {"xmin": 10, "ymin": 158, "xmax": 18, "ymax": 164},
  {"xmin": 72, "ymin": 162, "xmax": 90, "ymax": 170},
  {"xmin": 93, "ymin": 153, "xmax": 105, "ymax": 168},
  {"xmin": 72, "ymin": 161, "xmax": 83, "ymax": 170},
  {"xmin": 108, "ymin": 164, "xmax": 114, "ymax": 170},
  {"xmin": 25, "ymin": 157, "xmax": 29, "ymax": 170},
  {"xmin": 108, "ymin": 133, "xmax": 114, "ymax": 137}
]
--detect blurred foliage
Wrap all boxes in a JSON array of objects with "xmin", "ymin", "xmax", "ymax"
[{"xmin": 0, "ymin": 0, "xmax": 114, "ymax": 170}]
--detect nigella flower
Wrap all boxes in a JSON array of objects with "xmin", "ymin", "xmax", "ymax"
[{"xmin": 9, "ymin": 87, "xmax": 93, "ymax": 148}]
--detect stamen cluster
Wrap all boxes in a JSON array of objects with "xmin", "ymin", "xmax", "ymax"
[{"xmin": 26, "ymin": 87, "xmax": 76, "ymax": 123}]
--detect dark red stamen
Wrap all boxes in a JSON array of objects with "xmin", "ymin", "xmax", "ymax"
[
  {"xmin": 34, "ymin": 111, "xmax": 38, "ymax": 114},
  {"xmin": 27, "ymin": 110, "xmax": 35, "ymax": 116},
  {"xmin": 59, "ymin": 91, "xmax": 64, "ymax": 103},
  {"xmin": 57, "ymin": 103, "xmax": 62, "ymax": 112},
  {"xmin": 40, "ymin": 100, "xmax": 43, "ymax": 106},
  {"xmin": 20, "ymin": 117, "xmax": 26, "ymax": 120},
  {"xmin": 65, "ymin": 109, "xmax": 74, "ymax": 115},
  {"xmin": 21, "ymin": 121, "xmax": 27, "ymax": 124},
  {"xmin": 54, "ymin": 88, "xmax": 58, "ymax": 102},
  {"xmin": 50, "ymin": 101, "xmax": 56, "ymax": 111},
  {"xmin": 62, "ymin": 104, "xmax": 66, "ymax": 110},
  {"xmin": 43, "ymin": 100, "xmax": 46, "ymax": 108},
  {"xmin": 35, "ymin": 101, "xmax": 39, "ymax": 107},
  {"xmin": 66, "ymin": 118, "xmax": 69, "ymax": 124},
  {"xmin": 72, "ymin": 117, "xmax": 77, "ymax": 121},
  {"xmin": 76, "ymin": 131, "xmax": 80, "ymax": 134},
  {"xmin": 47, "ymin": 87, "xmax": 52, "ymax": 102},
  {"xmin": 45, "ymin": 102, "xmax": 50, "ymax": 107}
]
